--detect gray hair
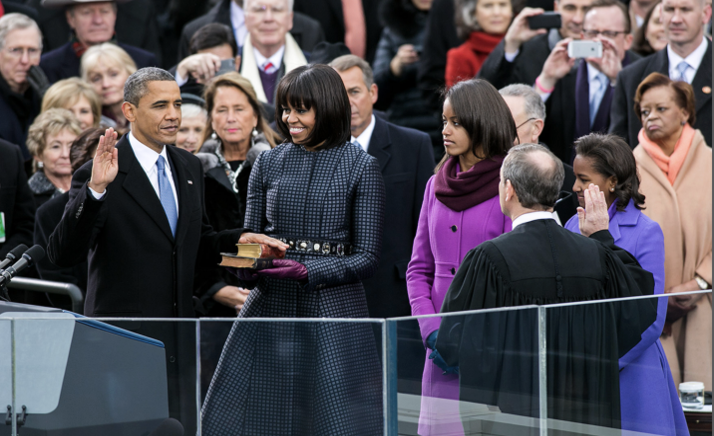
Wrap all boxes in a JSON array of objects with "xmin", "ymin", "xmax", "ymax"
[
  {"xmin": 181, "ymin": 103, "xmax": 207, "ymax": 119},
  {"xmin": 0, "ymin": 13, "xmax": 42, "ymax": 50},
  {"xmin": 124, "ymin": 67, "xmax": 177, "ymax": 106},
  {"xmin": 329, "ymin": 54, "xmax": 374, "ymax": 88},
  {"xmin": 244, "ymin": 0, "xmax": 294, "ymax": 12},
  {"xmin": 499, "ymin": 84, "xmax": 546, "ymax": 121},
  {"xmin": 502, "ymin": 143, "xmax": 564, "ymax": 209}
]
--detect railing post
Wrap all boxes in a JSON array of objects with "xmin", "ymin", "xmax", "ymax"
[
  {"xmin": 383, "ymin": 319, "xmax": 398, "ymax": 436},
  {"xmin": 538, "ymin": 306, "xmax": 547, "ymax": 436}
]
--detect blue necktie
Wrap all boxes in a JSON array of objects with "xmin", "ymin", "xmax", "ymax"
[
  {"xmin": 675, "ymin": 61, "xmax": 690, "ymax": 83},
  {"xmin": 156, "ymin": 156, "xmax": 177, "ymax": 237},
  {"xmin": 589, "ymin": 73, "xmax": 608, "ymax": 127}
]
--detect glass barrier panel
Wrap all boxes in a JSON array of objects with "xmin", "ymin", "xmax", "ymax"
[
  {"xmin": 542, "ymin": 290, "xmax": 711, "ymax": 436},
  {"xmin": 0, "ymin": 317, "xmax": 12, "ymax": 435},
  {"xmin": 389, "ymin": 306, "xmax": 544, "ymax": 436},
  {"xmin": 197, "ymin": 317, "xmax": 385, "ymax": 435}
]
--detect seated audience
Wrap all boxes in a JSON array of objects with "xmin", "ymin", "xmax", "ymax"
[
  {"xmin": 631, "ymin": 1, "xmax": 667, "ymax": 56},
  {"xmin": 178, "ymin": 0, "xmax": 325, "ymax": 62},
  {"xmin": 565, "ymin": 133, "xmax": 687, "ymax": 434},
  {"xmin": 0, "ymin": 13, "xmax": 43, "ymax": 162},
  {"xmin": 445, "ymin": 0, "xmax": 513, "ymax": 86},
  {"xmin": 610, "ymin": 0, "xmax": 711, "ymax": 147},
  {"xmin": 499, "ymin": 83, "xmax": 578, "ymax": 224},
  {"xmin": 477, "ymin": 0, "xmax": 593, "ymax": 90},
  {"xmin": 176, "ymin": 95, "xmax": 207, "ymax": 154},
  {"xmin": 406, "ymin": 79, "xmax": 512, "ymax": 435},
  {"xmin": 41, "ymin": 77, "xmax": 102, "ymax": 130},
  {"xmin": 240, "ymin": 0, "xmax": 308, "ymax": 104},
  {"xmin": 39, "ymin": 0, "xmax": 156, "ymax": 83},
  {"xmin": 633, "ymin": 72, "xmax": 712, "ymax": 390},
  {"xmin": 436, "ymin": 144, "xmax": 657, "ymax": 429},
  {"xmin": 26, "ymin": 108, "xmax": 82, "ymax": 208},
  {"xmin": 81, "ymin": 43, "xmax": 137, "ymax": 133},
  {"xmin": 534, "ymin": 0, "xmax": 640, "ymax": 163},
  {"xmin": 372, "ymin": 0, "xmax": 442, "ymax": 153},
  {"xmin": 34, "ymin": 127, "xmax": 102, "ymax": 311},
  {"xmin": 194, "ymin": 72, "xmax": 278, "ymax": 316}
]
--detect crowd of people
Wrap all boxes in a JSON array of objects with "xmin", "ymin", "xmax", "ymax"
[{"xmin": 0, "ymin": 0, "xmax": 711, "ymax": 434}]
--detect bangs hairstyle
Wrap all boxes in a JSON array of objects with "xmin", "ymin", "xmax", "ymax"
[
  {"xmin": 573, "ymin": 133, "xmax": 645, "ymax": 212},
  {"xmin": 26, "ymin": 108, "xmax": 82, "ymax": 173},
  {"xmin": 634, "ymin": 72, "xmax": 696, "ymax": 125},
  {"xmin": 42, "ymin": 77, "xmax": 102, "ymax": 128},
  {"xmin": 436, "ymin": 78, "xmax": 517, "ymax": 173},
  {"xmin": 274, "ymin": 64, "xmax": 351, "ymax": 149}
]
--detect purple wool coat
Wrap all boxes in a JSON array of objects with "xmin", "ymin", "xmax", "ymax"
[
  {"xmin": 566, "ymin": 199, "xmax": 688, "ymax": 435},
  {"xmin": 407, "ymin": 176, "xmax": 511, "ymax": 436}
]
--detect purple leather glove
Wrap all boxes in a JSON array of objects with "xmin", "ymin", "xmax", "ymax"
[{"xmin": 256, "ymin": 259, "xmax": 308, "ymax": 282}]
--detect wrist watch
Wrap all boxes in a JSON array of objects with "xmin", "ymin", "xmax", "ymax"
[{"xmin": 694, "ymin": 275, "xmax": 709, "ymax": 290}]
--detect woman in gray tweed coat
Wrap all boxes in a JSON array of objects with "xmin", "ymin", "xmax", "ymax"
[{"xmin": 201, "ymin": 64, "xmax": 386, "ymax": 435}]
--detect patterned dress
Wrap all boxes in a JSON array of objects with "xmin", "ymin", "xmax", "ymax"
[{"xmin": 201, "ymin": 142, "xmax": 386, "ymax": 435}]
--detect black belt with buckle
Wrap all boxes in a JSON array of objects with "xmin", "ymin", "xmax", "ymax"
[{"xmin": 273, "ymin": 236, "xmax": 353, "ymax": 257}]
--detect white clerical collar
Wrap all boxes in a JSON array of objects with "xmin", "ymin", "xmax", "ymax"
[
  {"xmin": 350, "ymin": 114, "xmax": 376, "ymax": 152},
  {"xmin": 253, "ymin": 44, "xmax": 285, "ymax": 71},
  {"xmin": 230, "ymin": 1, "xmax": 247, "ymax": 47},
  {"xmin": 667, "ymin": 37, "xmax": 708, "ymax": 79},
  {"xmin": 511, "ymin": 211, "xmax": 555, "ymax": 230},
  {"xmin": 128, "ymin": 131, "xmax": 168, "ymax": 174}
]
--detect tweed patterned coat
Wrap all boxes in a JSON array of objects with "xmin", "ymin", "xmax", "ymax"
[{"xmin": 201, "ymin": 142, "xmax": 386, "ymax": 435}]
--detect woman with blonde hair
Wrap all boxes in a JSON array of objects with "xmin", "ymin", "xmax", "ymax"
[
  {"xmin": 41, "ymin": 77, "xmax": 102, "ymax": 130},
  {"xmin": 633, "ymin": 72, "xmax": 712, "ymax": 392},
  {"xmin": 194, "ymin": 72, "xmax": 279, "ymax": 316},
  {"xmin": 26, "ymin": 108, "xmax": 82, "ymax": 208},
  {"xmin": 81, "ymin": 43, "xmax": 137, "ymax": 133}
]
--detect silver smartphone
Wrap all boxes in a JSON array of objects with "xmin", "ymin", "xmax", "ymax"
[{"xmin": 567, "ymin": 40, "xmax": 603, "ymax": 58}]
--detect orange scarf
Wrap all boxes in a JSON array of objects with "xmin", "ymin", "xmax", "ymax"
[{"xmin": 637, "ymin": 124, "xmax": 695, "ymax": 185}]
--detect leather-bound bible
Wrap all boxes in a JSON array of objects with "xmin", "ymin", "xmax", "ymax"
[
  {"xmin": 234, "ymin": 243, "xmax": 286, "ymax": 259},
  {"xmin": 218, "ymin": 243, "xmax": 286, "ymax": 269}
]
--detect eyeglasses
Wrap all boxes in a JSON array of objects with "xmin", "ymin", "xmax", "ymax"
[
  {"xmin": 582, "ymin": 29, "xmax": 627, "ymax": 39},
  {"xmin": 4, "ymin": 46, "xmax": 41, "ymax": 60},
  {"xmin": 247, "ymin": 4, "xmax": 287, "ymax": 15},
  {"xmin": 516, "ymin": 117, "xmax": 536, "ymax": 129}
]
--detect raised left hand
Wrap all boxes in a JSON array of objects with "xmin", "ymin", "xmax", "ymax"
[
  {"xmin": 578, "ymin": 184, "xmax": 610, "ymax": 237},
  {"xmin": 256, "ymin": 259, "xmax": 308, "ymax": 282}
]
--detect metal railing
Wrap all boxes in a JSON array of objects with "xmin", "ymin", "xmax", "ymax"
[{"xmin": 6, "ymin": 277, "xmax": 83, "ymax": 313}]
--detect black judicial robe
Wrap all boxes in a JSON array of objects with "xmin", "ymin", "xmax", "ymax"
[{"xmin": 436, "ymin": 219, "xmax": 656, "ymax": 429}]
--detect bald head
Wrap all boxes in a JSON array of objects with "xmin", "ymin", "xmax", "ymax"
[{"xmin": 502, "ymin": 143, "xmax": 564, "ymax": 209}]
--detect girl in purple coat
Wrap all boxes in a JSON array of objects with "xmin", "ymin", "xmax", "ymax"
[
  {"xmin": 406, "ymin": 79, "xmax": 514, "ymax": 436},
  {"xmin": 565, "ymin": 134, "xmax": 688, "ymax": 435}
]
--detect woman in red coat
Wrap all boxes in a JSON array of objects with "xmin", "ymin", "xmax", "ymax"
[{"xmin": 445, "ymin": 0, "xmax": 513, "ymax": 87}]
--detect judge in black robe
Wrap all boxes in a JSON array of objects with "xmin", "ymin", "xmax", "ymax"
[{"xmin": 434, "ymin": 144, "xmax": 657, "ymax": 430}]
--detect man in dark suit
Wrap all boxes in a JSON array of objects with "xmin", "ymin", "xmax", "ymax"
[
  {"xmin": 435, "ymin": 144, "xmax": 657, "ymax": 428},
  {"xmin": 47, "ymin": 67, "xmax": 286, "ymax": 431},
  {"xmin": 610, "ymin": 0, "xmax": 712, "ymax": 147},
  {"xmin": 38, "ymin": 0, "xmax": 157, "ymax": 84},
  {"xmin": 533, "ymin": 0, "xmax": 641, "ymax": 162},
  {"xmin": 478, "ymin": 0, "xmax": 594, "ymax": 90},
  {"xmin": 294, "ymin": 0, "xmax": 383, "ymax": 63},
  {"xmin": 0, "ymin": 13, "xmax": 43, "ymax": 164},
  {"xmin": 331, "ymin": 54, "xmax": 434, "ymax": 318},
  {"xmin": 0, "ymin": 140, "xmax": 35, "ymax": 259},
  {"xmin": 178, "ymin": 0, "xmax": 324, "ymax": 63},
  {"xmin": 28, "ymin": 0, "xmax": 162, "ymax": 64}
]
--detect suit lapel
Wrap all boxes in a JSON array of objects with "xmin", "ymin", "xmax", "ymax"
[
  {"xmin": 166, "ymin": 146, "xmax": 192, "ymax": 247},
  {"xmin": 691, "ymin": 39, "xmax": 712, "ymax": 113},
  {"xmin": 118, "ymin": 140, "xmax": 175, "ymax": 241},
  {"xmin": 573, "ymin": 60, "xmax": 590, "ymax": 141},
  {"xmin": 367, "ymin": 116, "xmax": 391, "ymax": 173}
]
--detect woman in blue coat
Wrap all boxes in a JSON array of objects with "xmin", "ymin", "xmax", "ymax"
[
  {"xmin": 201, "ymin": 64, "xmax": 386, "ymax": 435},
  {"xmin": 565, "ymin": 133, "xmax": 688, "ymax": 435}
]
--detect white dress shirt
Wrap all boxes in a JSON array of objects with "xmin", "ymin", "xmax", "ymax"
[
  {"xmin": 230, "ymin": 1, "xmax": 248, "ymax": 48},
  {"xmin": 511, "ymin": 211, "xmax": 556, "ymax": 230},
  {"xmin": 667, "ymin": 37, "xmax": 708, "ymax": 84},
  {"xmin": 350, "ymin": 114, "xmax": 376, "ymax": 152},
  {"xmin": 254, "ymin": 45, "xmax": 285, "ymax": 73},
  {"xmin": 89, "ymin": 132, "xmax": 179, "ymax": 217}
]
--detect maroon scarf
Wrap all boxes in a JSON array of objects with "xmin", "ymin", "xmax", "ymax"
[{"xmin": 434, "ymin": 155, "xmax": 505, "ymax": 212}]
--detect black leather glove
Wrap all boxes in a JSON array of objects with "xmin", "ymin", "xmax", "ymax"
[{"xmin": 27, "ymin": 65, "xmax": 50, "ymax": 98}]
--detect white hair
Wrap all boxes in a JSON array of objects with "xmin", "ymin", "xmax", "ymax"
[
  {"xmin": 244, "ymin": 0, "xmax": 294, "ymax": 12},
  {"xmin": 181, "ymin": 103, "xmax": 207, "ymax": 120},
  {"xmin": 0, "ymin": 13, "xmax": 42, "ymax": 50}
]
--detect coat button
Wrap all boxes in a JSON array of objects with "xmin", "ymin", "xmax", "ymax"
[
  {"xmin": 451, "ymin": 267, "xmax": 456, "ymax": 275},
  {"xmin": 451, "ymin": 225, "xmax": 457, "ymax": 232}
]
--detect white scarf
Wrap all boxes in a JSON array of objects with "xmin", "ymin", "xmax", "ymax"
[{"xmin": 240, "ymin": 33, "xmax": 308, "ymax": 103}]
